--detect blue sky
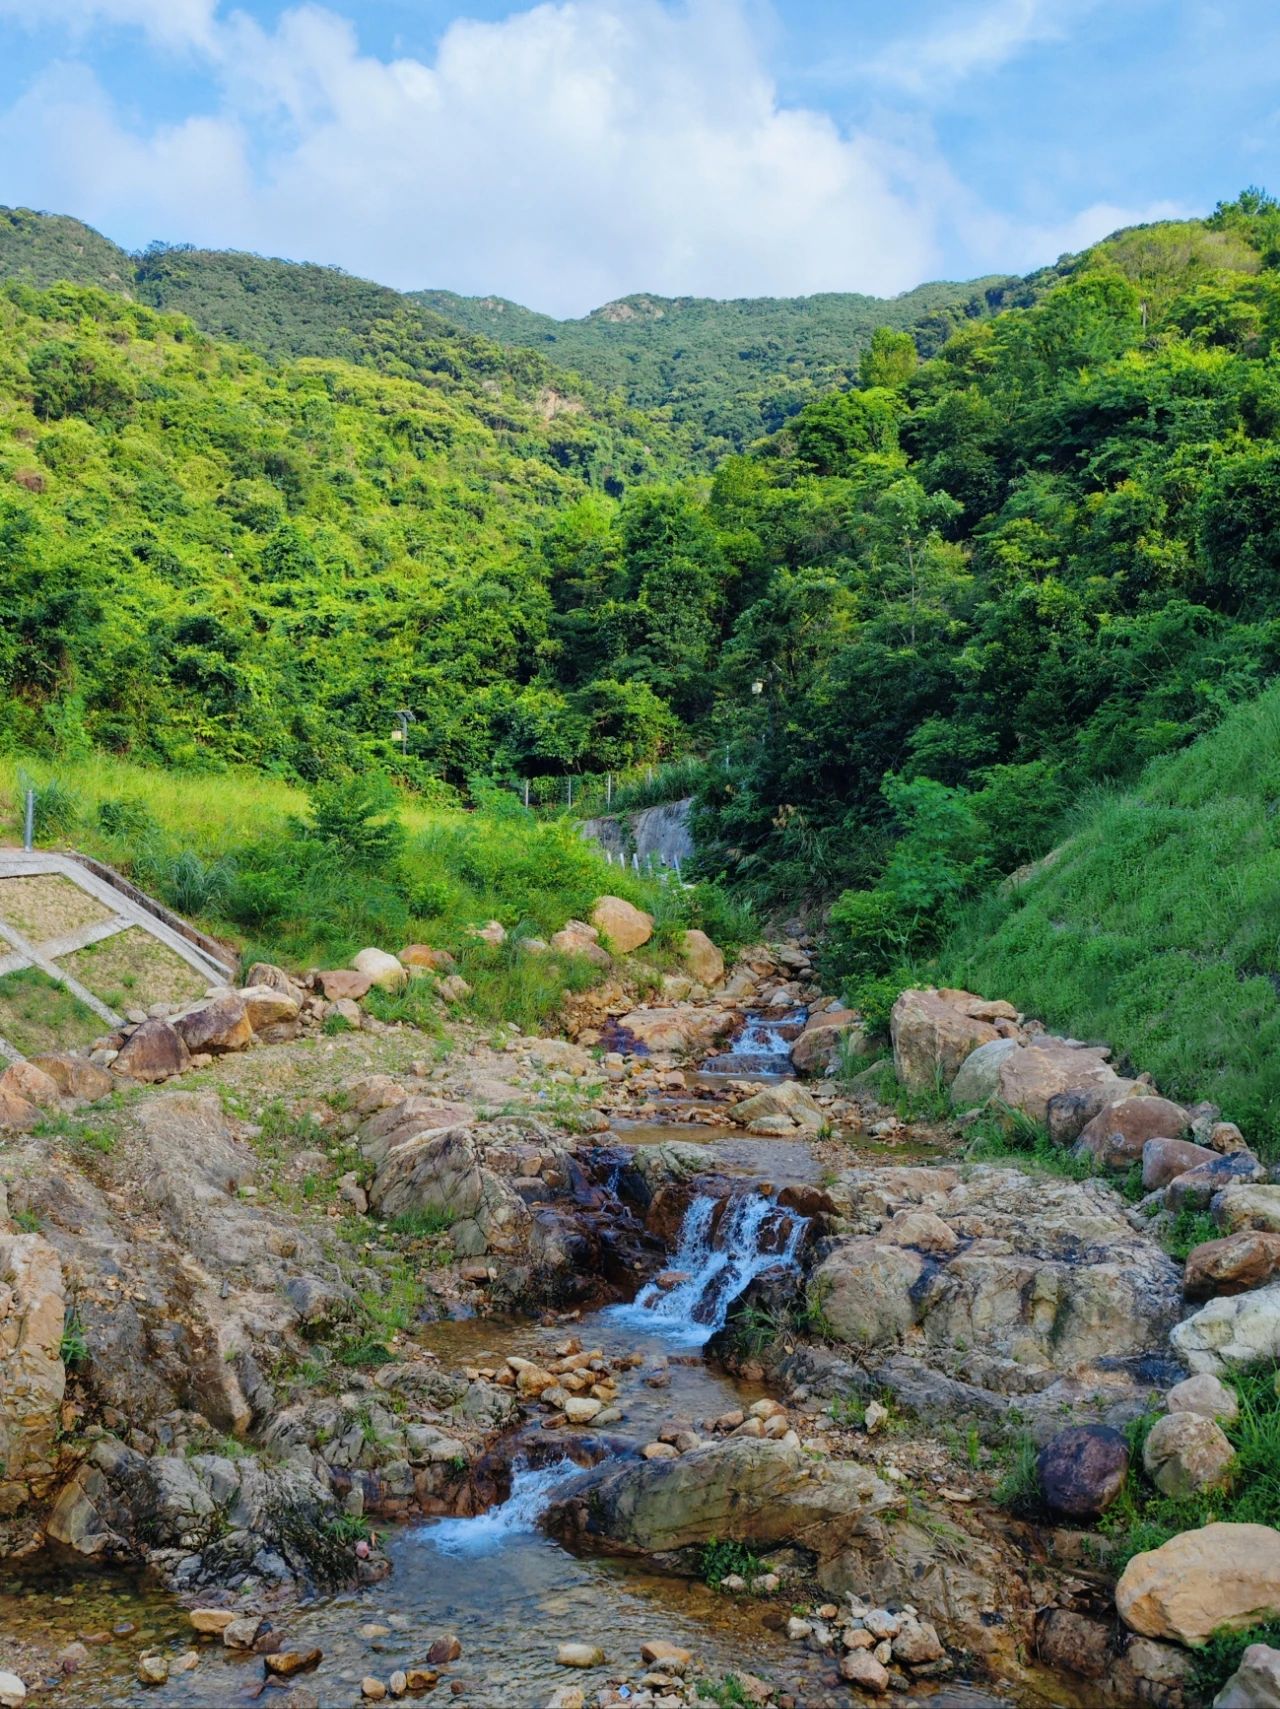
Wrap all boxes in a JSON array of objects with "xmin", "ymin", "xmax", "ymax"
[{"xmin": 0, "ymin": 0, "xmax": 1274, "ymax": 315}]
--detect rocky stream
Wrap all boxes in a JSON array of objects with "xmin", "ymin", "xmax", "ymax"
[{"xmin": 3, "ymin": 915, "xmax": 1276, "ymax": 1709}]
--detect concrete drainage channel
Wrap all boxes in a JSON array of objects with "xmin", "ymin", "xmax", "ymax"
[{"xmin": 0, "ymin": 851, "xmax": 236, "ymax": 1063}]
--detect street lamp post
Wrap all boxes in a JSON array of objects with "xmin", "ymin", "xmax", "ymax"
[{"xmin": 390, "ymin": 708, "xmax": 415, "ymax": 753}]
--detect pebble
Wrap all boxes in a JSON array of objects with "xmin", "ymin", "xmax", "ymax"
[
  {"xmin": 362, "ymin": 1679, "xmax": 388, "ymax": 1702},
  {"xmin": 136, "ymin": 1656, "xmax": 169, "ymax": 1687},
  {"xmin": 0, "ymin": 1675, "xmax": 24, "ymax": 1709},
  {"xmin": 840, "ymin": 1650, "xmax": 890, "ymax": 1693},
  {"xmin": 189, "ymin": 1609, "xmax": 238, "ymax": 1635},
  {"xmin": 264, "ymin": 1649, "xmax": 323, "ymax": 1677},
  {"xmin": 389, "ymin": 1670, "xmax": 408, "ymax": 1698},
  {"xmin": 556, "ymin": 1643, "xmax": 606, "ymax": 1668},
  {"xmin": 426, "ymin": 1635, "xmax": 462, "ymax": 1664}
]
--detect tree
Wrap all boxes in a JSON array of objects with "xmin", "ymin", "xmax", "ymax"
[{"xmin": 859, "ymin": 326, "xmax": 918, "ymax": 389}]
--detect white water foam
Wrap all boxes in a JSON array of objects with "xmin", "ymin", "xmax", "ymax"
[
  {"xmin": 605, "ymin": 1191, "xmax": 807, "ymax": 1348},
  {"xmin": 421, "ymin": 1458, "xmax": 582, "ymax": 1556}
]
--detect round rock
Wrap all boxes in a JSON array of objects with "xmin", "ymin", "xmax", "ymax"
[{"xmin": 1037, "ymin": 1424, "xmax": 1130, "ymax": 1518}]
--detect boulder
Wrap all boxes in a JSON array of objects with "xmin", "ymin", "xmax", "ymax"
[
  {"xmin": 733, "ymin": 1080, "xmax": 825, "ymax": 1133},
  {"xmin": 1167, "ymin": 1372, "xmax": 1239, "ymax": 1424},
  {"xmin": 1215, "ymin": 1185, "xmax": 1280, "ymax": 1235},
  {"xmin": 1185, "ymin": 1231, "xmax": 1280, "ymax": 1298},
  {"xmin": 1037, "ymin": 1425, "xmax": 1129, "ymax": 1518},
  {"xmin": 878, "ymin": 1209, "xmax": 960, "ymax": 1255},
  {"xmin": 1170, "ymin": 1281, "xmax": 1280, "ymax": 1374},
  {"xmin": 550, "ymin": 922, "xmax": 611, "ymax": 969},
  {"xmin": 238, "ymin": 985, "xmax": 301, "ymax": 1031},
  {"xmin": 351, "ymin": 948, "xmax": 407, "ymax": 992},
  {"xmin": 0, "ymin": 1673, "xmax": 25, "ymax": 1708},
  {"xmin": 890, "ymin": 988, "xmax": 999, "ymax": 1092},
  {"xmin": 949, "ymin": 1038, "xmax": 1020, "ymax": 1110},
  {"xmin": 472, "ymin": 920, "xmax": 506, "ymax": 945},
  {"xmin": 0, "ymin": 1232, "xmax": 66, "ymax": 1514},
  {"xmin": 1075, "ymin": 1097, "xmax": 1190, "ymax": 1168},
  {"xmin": 792, "ymin": 1009, "xmax": 863, "ymax": 1076},
  {"xmin": 28, "ymin": 1054, "xmax": 113, "ymax": 1102},
  {"xmin": 1143, "ymin": 1137, "xmax": 1219, "ymax": 1192},
  {"xmin": 1143, "ymin": 1412, "xmax": 1235, "ymax": 1498},
  {"xmin": 1209, "ymin": 1121, "xmax": 1247, "ymax": 1154},
  {"xmin": 244, "ymin": 961, "xmax": 301, "ymax": 998},
  {"xmin": 1116, "ymin": 1523, "xmax": 1280, "ymax": 1646},
  {"xmin": 679, "ymin": 929, "xmax": 724, "ymax": 987},
  {"xmin": 0, "ymin": 1088, "xmax": 40, "ymax": 1131},
  {"xmin": 0, "ymin": 1061, "xmax": 60, "ymax": 1109},
  {"xmin": 367, "ymin": 1127, "xmax": 528, "ymax": 1258},
  {"xmin": 112, "ymin": 1019, "xmax": 191, "ymax": 1083},
  {"xmin": 590, "ymin": 896, "xmax": 653, "ymax": 954},
  {"xmin": 616, "ymin": 1007, "xmax": 737, "ymax": 1056},
  {"xmin": 813, "ymin": 1240, "xmax": 928, "ymax": 1346},
  {"xmin": 992, "ymin": 1042, "xmax": 1117, "ymax": 1128},
  {"xmin": 318, "ymin": 969, "xmax": 372, "ymax": 1001},
  {"xmin": 399, "ymin": 945, "xmax": 457, "ymax": 972},
  {"xmin": 1215, "ymin": 1644, "xmax": 1280, "ymax": 1707},
  {"xmin": 172, "ymin": 995, "xmax": 253, "ymax": 1055},
  {"xmin": 814, "ymin": 1166, "xmax": 1182, "ymax": 1396},
  {"xmin": 1045, "ymin": 1077, "xmax": 1140, "ymax": 1146},
  {"xmin": 1167, "ymin": 1153, "xmax": 1266, "ymax": 1212}
]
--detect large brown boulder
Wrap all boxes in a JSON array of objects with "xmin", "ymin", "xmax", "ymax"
[
  {"xmin": 1045, "ymin": 1078, "xmax": 1140, "ymax": 1146},
  {"xmin": 1116, "ymin": 1523, "xmax": 1280, "ymax": 1646},
  {"xmin": 29, "ymin": 1053, "xmax": 113, "ymax": 1102},
  {"xmin": 172, "ymin": 995, "xmax": 253, "ymax": 1055},
  {"xmin": 1143, "ymin": 1137, "xmax": 1219, "ymax": 1191},
  {"xmin": 732, "ymin": 1081, "xmax": 825, "ymax": 1133},
  {"xmin": 113, "ymin": 1019, "xmax": 191, "ymax": 1083},
  {"xmin": 550, "ymin": 921, "xmax": 611, "ymax": 968},
  {"xmin": 590, "ymin": 896, "xmax": 654, "ymax": 954},
  {"xmin": 991, "ymin": 1041, "xmax": 1116, "ymax": 1128},
  {"xmin": 793, "ymin": 1009, "xmax": 863, "ymax": 1075},
  {"xmin": 679, "ymin": 929, "xmax": 724, "ymax": 987},
  {"xmin": 891, "ymin": 988, "xmax": 1001, "ymax": 1091},
  {"xmin": 318, "ymin": 968, "xmax": 372, "ymax": 1001},
  {"xmin": 1075, "ymin": 1096, "xmax": 1190, "ymax": 1168},
  {"xmin": 0, "ymin": 1232, "xmax": 66, "ymax": 1515},
  {"xmin": 0, "ymin": 1088, "xmax": 40, "ymax": 1131},
  {"xmin": 616, "ymin": 1007, "xmax": 737, "ymax": 1057},
  {"xmin": 0, "ymin": 1061, "xmax": 60, "ymax": 1109},
  {"xmin": 399, "ymin": 945, "xmax": 457, "ymax": 973},
  {"xmin": 1184, "ymin": 1231, "xmax": 1280, "ymax": 1299}
]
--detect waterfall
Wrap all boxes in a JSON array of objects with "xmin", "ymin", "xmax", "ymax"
[
  {"xmin": 700, "ymin": 1008, "xmax": 807, "ymax": 1077},
  {"xmin": 606, "ymin": 1191, "xmax": 807, "ymax": 1347},
  {"xmin": 422, "ymin": 1458, "xmax": 583, "ymax": 1555}
]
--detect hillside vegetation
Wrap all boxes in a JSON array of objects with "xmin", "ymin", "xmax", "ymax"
[
  {"xmin": 417, "ymin": 278, "xmax": 1018, "ymax": 457},
  {"xmin": 0, "ymin": 280, "xmax": 680, "ymax": 779},
  {"xmin": 933, "ymin": 684, "xmax": 1280, "ymax": 1133}
]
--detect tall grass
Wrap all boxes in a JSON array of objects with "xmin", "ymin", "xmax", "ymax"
[
  {"xmin": 935, "ymin": 684, "xmax": 1280, "ymax": 1150},
  {"xmin": 0, "ymin": 750, "xmax": 736, "ymax": 993}
]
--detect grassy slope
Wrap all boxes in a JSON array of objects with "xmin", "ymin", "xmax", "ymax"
[{"xmin": 936, "ymin": 683, "xmax": 1280, "ymax": 1136}]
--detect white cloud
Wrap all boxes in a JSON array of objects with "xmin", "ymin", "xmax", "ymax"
[
  {"xmin": 865, "ymin": 0, "xmax": 1093, "ymax": 98},
  {"xmin": 0, "ymin": 0, "xmax": 217, "ymax": 51},
  {"xmin": 0, "ymin": 0, "xmax": 945, "ymax": 313}
]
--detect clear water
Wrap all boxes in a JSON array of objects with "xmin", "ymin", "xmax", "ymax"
[
  {"xmin": 424, "ymin": 1458, "xmax": 586, "ymax": 1555},
  {"xmin": 605, "ymin": 1190, "xmax": 807, "ymax": 1348},
  {"xmin": 699, "ymin": 1008, "xmax": 807, "ymax": 1078}
]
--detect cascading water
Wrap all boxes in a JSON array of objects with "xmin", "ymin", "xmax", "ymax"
[
  {"xmin": 606, "ymin": 1191, "xmax": 808, "ymax": 1347},
  {"xmin": 699, "ymin": 1008, "xmax": 807, "ymax": 1078},
  {"xmin": 422, "ymin": 1458, "xmax": 584, "ymax": 1555}
]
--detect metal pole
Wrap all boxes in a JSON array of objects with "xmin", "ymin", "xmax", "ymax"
[
  {"xmin": 523, "ymin": 780, "xmax": 530, "ymax": 809},
  {"xmin": 23, "ymin": 789, "xmax": 35, "ymax": 851},
  {"xmin": 567, "ymin": 776, "xmax": 573, "ymax": 809},
  {"xmin": 606, "ymin": 772, "xmax": 613, "ymax": 808}
]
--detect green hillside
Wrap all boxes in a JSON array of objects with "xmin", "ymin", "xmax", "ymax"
[
  {"xmin": 0, "ymin": 206, "xmax": 133, "ymax": 292},
  {"xmin": 0, "ymin": 280, "xmax": 675, "ymax": 779},
  {"xmin": 416, "ymin": 278, "xmax": 1019, "ymax": 456},
  {"xmin": 935, "ymin": 683, "xmax": 1280, "ymax": 1138}
]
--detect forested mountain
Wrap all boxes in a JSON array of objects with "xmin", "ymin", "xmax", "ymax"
[
  {"xmin": 415, "ymin": 279, "xmax": 1019, "ymax": 456},
  {"xmin": 0, "ymin": 281, "xmax": 677, "ymax": 779},
  {"xmin": 3, "ymin": 193, "xmax": 1279, "ymax": 999},
  {"xmin": 0, "ymin": 205, "xmax": 1016, "ymax": 459}
]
